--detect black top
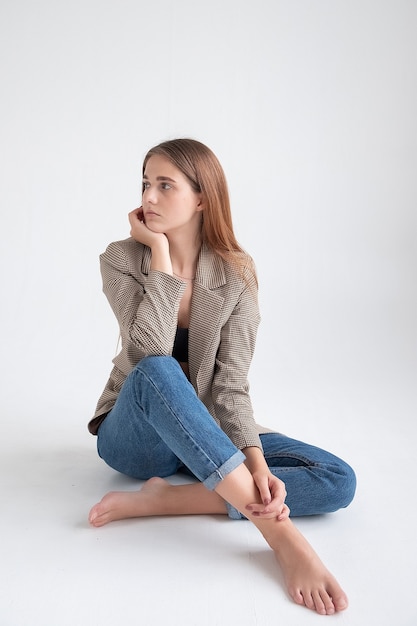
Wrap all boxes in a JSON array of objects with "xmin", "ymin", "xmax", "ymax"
[{"xmin": 172, "ymin": 327, "xmax": 189, "ymax": 363}]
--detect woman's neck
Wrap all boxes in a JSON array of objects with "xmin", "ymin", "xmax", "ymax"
[
  {"xmin": 170, "ymin": 247, "xmax": 200, "ymax": 280},
  {"xmin": 168, "ymin": 231, "xmax": 202, "ymax": 279}
]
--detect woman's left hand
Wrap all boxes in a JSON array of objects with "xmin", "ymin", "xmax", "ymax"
[{"xmin": 245, "ymin": 472, "xmax": 290, "ymax": 521}]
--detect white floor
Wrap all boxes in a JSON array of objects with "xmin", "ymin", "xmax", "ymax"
[{"xmin": 1, "ymin": 326, "xmax": 416, "ymax": 626}]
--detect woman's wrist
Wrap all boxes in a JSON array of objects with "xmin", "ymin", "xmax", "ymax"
[
  {"xmin": 242, "ymin": 446, "xmax": 269, "ymax": 473},
  {"xmin": 150, "ymin": 240, "xmax": 172, "ymax": 275}
]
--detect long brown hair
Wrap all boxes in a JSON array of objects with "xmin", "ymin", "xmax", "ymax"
[{"xmin": 143, "ymin": 138, "xmax": 257, "ymax": 284}]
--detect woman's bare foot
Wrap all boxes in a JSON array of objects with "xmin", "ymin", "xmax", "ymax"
[
  {"xmin": 89, "ymin": 477, "xmax": 228, "ymax": 527},
  {"xmin": 89, "ymin": 477, "xmax": 171, "ymax": 527},
  {"xmin": 266, "ymin": 519, "xmax": 348, "ymax": 615}
]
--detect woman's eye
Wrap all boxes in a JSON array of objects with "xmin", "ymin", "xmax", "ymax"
[{"xmin": 142, "ymin": 182, "xmax": 171, "ymax": 191}]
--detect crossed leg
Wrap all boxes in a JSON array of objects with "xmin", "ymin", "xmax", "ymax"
[{"xmin": 89, "ymin": 468, "xmax": 348, "ymax": 616}]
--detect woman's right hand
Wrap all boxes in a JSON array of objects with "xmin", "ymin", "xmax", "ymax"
[
  {"xmin": 246, "ymin": 471, "xmax": 289, "ymax": 521},
  {"xmin": 128, "ymin": 208, "xmax": 173, "ymax": 275},
  {"xmin": 128, "ymin": 207, "xmax": 167, "ymax": 249}
]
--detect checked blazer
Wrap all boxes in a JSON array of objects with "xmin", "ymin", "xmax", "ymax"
[{"xmin": 88, "ymin": 237, "xmax": 272, "ymax": 450}]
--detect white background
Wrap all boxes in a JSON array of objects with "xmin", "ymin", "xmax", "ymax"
[{"xmin": 1, "ymin": 1, "xmax": 416, "ymax": 625}]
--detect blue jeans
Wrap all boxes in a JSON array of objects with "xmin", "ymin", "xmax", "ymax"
[{"xmin": 97, "ymin": 356, "xmax": 356, "ymax": 519}]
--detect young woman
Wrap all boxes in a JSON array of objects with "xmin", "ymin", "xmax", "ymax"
[{"xmin": 88, "ymin": 138, "xmax": 356, "ymax": 616}]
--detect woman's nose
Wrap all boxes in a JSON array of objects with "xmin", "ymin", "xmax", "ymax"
[{"xmin": 144, "ymin": 188, "xmax": 157, "ymax": 203}]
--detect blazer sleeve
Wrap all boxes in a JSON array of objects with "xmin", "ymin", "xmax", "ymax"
[
  {"xmin": 100, "ymin": 240, "xmax": 186, "ymax": 356},
  {"xmin": 211, "ymin": 270, "xmax": 262, "ymax": 450}
]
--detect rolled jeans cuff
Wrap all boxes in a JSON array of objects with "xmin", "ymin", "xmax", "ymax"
[
  {"xmin": 202, "ymin": 450, "xmax": 246, "ymax": 491},
  {"xmin": 225, "ymin": 503, "xmax": 246, "ymax": 520}
]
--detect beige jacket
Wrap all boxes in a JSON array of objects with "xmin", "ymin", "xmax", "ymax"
[{"xmin": 88, "ymin": 238, "xmax": 272, "ymax": 449}]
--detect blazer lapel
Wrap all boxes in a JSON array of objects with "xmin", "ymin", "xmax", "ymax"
[{"xmin": 188, "ymin": 245, "xmax": 226, "ymax": 387}]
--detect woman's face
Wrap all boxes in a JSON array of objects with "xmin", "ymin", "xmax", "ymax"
[{"xmin": 142, "ymin": 155, "xmax": 203, "ymax": 236}]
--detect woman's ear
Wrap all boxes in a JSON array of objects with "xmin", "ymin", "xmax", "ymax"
[{"xmin": 196, "ymin": 194, "xmax": 205, "ymax": 211}]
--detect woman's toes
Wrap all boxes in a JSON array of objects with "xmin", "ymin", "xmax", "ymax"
[
  {"xmin": 289, "ymin": 588, "xmax": 305, "ymax": 607},
  {"xmin": 310, "ymin": 590, "xmax": 327, "ymax": 615},
  {"xmin": 88, "ymin": 505, "xmax": 100, "ymax": 524},
  {"xmin": 332, "ymin": 591, "xmax": 348, "ymax": 612},
  {"xmin": 302, "ymin": 592, "xmax": 316, "ymax": 612},
  {"xmin": 318, "ymin": 590, "xmax": 336, "ymax": 615}
]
